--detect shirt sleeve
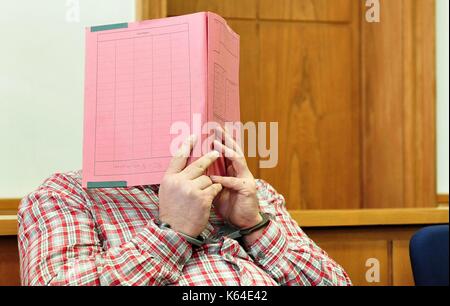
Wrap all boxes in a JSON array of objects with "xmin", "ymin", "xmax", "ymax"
[
  {"xmin": 245, "ymin": 180, "xmax": 352, "ymax": 286},
  {"xmin": 17, "ymin": 174, "xmax": 192, "ymax": 286}
]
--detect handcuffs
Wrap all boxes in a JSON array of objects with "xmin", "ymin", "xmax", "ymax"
[{"xmin": 156, "ymin": 212, "xmax": 271, "ymax": 247}]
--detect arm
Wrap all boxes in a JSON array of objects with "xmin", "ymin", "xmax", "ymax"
[
  {"xmin": 244, "ymin": 180, "xmax": 352, "ymax": 286},
  {"xmin": 18, "ymin": 136, "xmax": 222, "ymax": 286},
  {"xmin": 17, "ymin": 175, "xmax": 192, "ymax": 286}
]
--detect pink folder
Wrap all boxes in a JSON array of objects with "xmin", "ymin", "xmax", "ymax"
[{"xmin": 82, "ymin": 12, "xmax": 240, "ymax": 188}]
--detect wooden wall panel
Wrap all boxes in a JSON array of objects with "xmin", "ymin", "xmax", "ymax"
[
  {"xmin": 163, "ymin": 0, "xmax": 362, "ymax": 210},
  {"xmin": 362, "ymin": 0, "xmax": 406, "ymax": 209},
  {"xmin": 413, "ymin": 0, "xmax": 436, "ymax": 208},
  {"xmin": 437, "ymin": 194, "xmax": 449, "ymax": 205},
  {"xmin": 305, "ymin": 225, "xmax": 426, "ymax": 286},
  {"xmin": 259, "ymin": 0, "xmax": 352, "ymax": 22},
  {"xmin": 317, "ymin": 240, "xmax": 390, "ymax": 286},
  {"xmin": 403, "ymin": 0, "xmax": 419, "ymax": 208},
  {"xmin": 392, "ymin": 240, "xmax": 415, "ymax": 286},
  {"xmin": 258, "ymin": 22, "xmax": 360, "ymax": 209},
  {"xmin": 362, "ymin": 0, "xmax": 436, "ymax": 208},
  {"xmin": 139, "ymin": 0, "xmax": 437, "ymax": 210},
  {"xmin": 136, "ymin": 0, "xmax": 167, "ymax": 20},
  {"xmin": 167, "ymin": 0, "xmax": 257, "ymax": 19},
  {"xmin": 0, "ymin": 236, "xmax": 20, "ymax": 286}
]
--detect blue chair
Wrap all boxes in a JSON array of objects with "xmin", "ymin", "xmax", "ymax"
[{"xmin": 410, "ymin": 225, "xmax": 449, "ymax": 286}]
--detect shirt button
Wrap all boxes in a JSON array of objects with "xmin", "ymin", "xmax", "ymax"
[{"xmin": 257, "ymin": 252, "xmax": 266, "ymax": 259}]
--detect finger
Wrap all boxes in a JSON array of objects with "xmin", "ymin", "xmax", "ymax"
[
  {"xmin": 181, "ymin": 150, "xmax": 220, "ymax": 179},
  {"xmin": 213, "ymin": 140, "xmax": 240, "ymax": 159},
  {"xmin": 210, "ymin": 176, "xmax": 244, "ymax": 191},
  {"xmin": 213, "ymin": 140, "xmax": 248, "ymax": 175},
  {"xmin": 166, "ymin": 135, "xmax": 197, "ymax": 174},
  {"xmin": 227, "ymin": 165, "xmax": 236, "ymax": 177},
  {"xmin": 193, "ymin": 175, "xmax": 213, "ymax": 190},
  {"xmin": 203, "ymin": 183, "xmax": 223, "ymax": 199},
  {"xmin": 214, "ymin": 126, "xmax": 244, "ymax": 156}
]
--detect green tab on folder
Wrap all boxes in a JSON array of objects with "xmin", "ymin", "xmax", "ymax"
[
  {"xmin": 91, "ymin": 22, "xmax": 128, "ymax": 32},
  {"xmin": 87, "ymin": 181, "xmax": 127, "ymax": 189}
]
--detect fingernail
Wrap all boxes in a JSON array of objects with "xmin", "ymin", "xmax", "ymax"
[{"xmin": 210, "ymin": 150, "xmax": 220, "ymax": 157}]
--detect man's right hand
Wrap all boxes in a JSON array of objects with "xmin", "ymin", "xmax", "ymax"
[{"xmin": 158, "ymin": 135, "xmax": 223, "ymax": 238}]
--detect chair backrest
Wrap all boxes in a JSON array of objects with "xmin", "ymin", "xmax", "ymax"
[{"xmin": 410, "ymin": 225, "xmax": 449, "ymax": 286}]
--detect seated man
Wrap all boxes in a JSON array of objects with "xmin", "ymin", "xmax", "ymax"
[{"xmin": 17, "ymin": 129, "xmax": 351, "ymax": 286}]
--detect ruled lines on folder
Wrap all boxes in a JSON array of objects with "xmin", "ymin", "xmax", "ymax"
[{"xmin": 94, "ymin": 24, "xmax": 192, "ymax": 176}]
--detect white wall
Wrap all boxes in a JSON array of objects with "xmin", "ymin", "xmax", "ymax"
[
  {"xmin": 0, "ymin": 0, "xmax": 135, "ymax": 197},
  {"xmin": 436, "ymin": 0, "xmax": 449, "ymax": 194}
]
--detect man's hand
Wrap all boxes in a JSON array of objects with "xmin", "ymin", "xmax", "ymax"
[
  {"xmin": 210, "ymin": 127, "xmax": 263, "ymax": 231},
  {"xmin": 159, "ymin": 135, "xmax": 223, "ymax": 238}
]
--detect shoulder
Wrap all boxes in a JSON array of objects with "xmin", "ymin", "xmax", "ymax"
[
  {"xmin": 254, "ymin": 179, "xmax": 286, "ymax": 210},
  {"xmin": 255, "ymin": 179, "xmax": 282, "ymax": 198},
  {"xmin": 18, "ymin": 170, "xmax": 88, "ymax": 219}
]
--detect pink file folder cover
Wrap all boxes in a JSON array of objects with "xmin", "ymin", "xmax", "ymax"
[{"xmin": 82, "ymin": 12, "xmax": 240, "ymax": 188}]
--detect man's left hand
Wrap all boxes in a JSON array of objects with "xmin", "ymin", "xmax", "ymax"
[{"xmin": 210, "ymin": 127, "xmax": 263, "ymax": 231}]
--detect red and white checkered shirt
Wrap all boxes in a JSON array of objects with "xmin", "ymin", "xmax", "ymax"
[{"xmin": 18, "ymin": 170, "xmax": 351, "ymax": 286}]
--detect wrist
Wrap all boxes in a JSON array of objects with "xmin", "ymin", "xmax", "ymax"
[
  {"xmin": 243, "ymin": 225, "xmax": 267, "ymax": 246},
  {"xmin": 239, "ymin": 213, "xmax": 263, "ymax": 230},
  {"xmin": 171, "ymin": 226, "xmax": 199, "ymax": 238},
  {"xmin": 156, "ymin": 220, "xmax": 205, "ymax": 247},
  {"xmin": 241, "ymin": 213, "xmax": 271, "ymax": 245},
  {"xmin": 157, "ymin": 217, "xmax": 200, "ymax": 238}
]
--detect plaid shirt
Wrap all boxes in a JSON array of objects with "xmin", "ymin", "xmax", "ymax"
[{"xmin": 18, "ymin": 170, "xmax": 351, "ymax": 286}]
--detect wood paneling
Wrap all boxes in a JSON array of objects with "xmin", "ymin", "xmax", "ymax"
[
  {"xmin": 259, "ymin": 0, "xmax": 353, "ymax": 22},
  {"xmin": 0, "ymin": 215, "xmax": 17, "ymax": 236},
  {"xmin": 413, "ymin": 0, "xmax": 437, "ymax": 208},
  {"xmin": 0, "ymin": 198, "xmax": 21, "ymax": 211},
  {"xmin": 130, "ymin": 0, "xmax": 437, "ymax": 210},
  {"xmin": 167, "ymin": 0, "xmax": 257, "ymax": 19},
  {"xmin": 392, "ymin": 240, "xmax": 415, "ymax": 286},
  {"xmin": 362, "ymin": 0, "xmax": 406, "ymax": 209},
  {"xmin": 362, "ymin": 0, "xmax": 436, "ymax": 209},
  {"xmin": 0, "ymin": 236, "xmax": 20, "ymax": 286},
  {"xmin": 0, "ymin": 200, "xmax": 21, "ymax": 236},
  {"xmin": 258, "ymin": 21, "xmax": 360, "ymax": 209},
  {"xmin": 318, "ymin": 240, "xmax": 390, "ymax": 286},
  {"xmin": 136, "ymin": 0, "xmax": 167, "ymax": 20},
  {"xmin": 437, "ymin": 194, "xmax": 449, "ymax": 204},
  {"xmin": 290, "ymin": 207, "xmax": 449, "ymax": 227},
  {"xmin": 305, "ymin": 225, "xmax": 429, "ymax": 286}
]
